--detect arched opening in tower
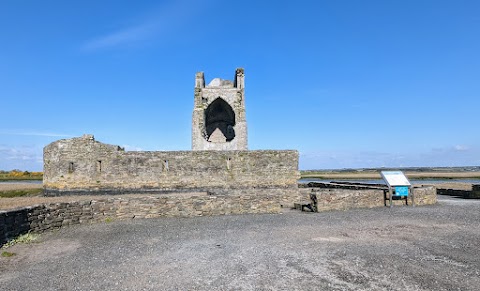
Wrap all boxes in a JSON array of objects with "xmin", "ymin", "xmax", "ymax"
[{"xmin": 204, "ymin": 98, "xmax": 236, "ymax": 142}]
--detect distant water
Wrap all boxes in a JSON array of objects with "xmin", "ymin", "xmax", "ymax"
[
  {"xmin": 0, "ymin": 180, "xmax": 42, "ymax": 184},
  {"xmin": 299, "ymin": 178, "xmax": 480, "ymax": 185}
]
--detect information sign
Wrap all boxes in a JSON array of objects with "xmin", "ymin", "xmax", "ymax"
[
  {"xmin": 381, "ymin": 171, "xmax": 414, "ymax": 207},
  {"xmin": 395, "ymin": 186, "xmax": 409, "ymax": 196},
  {"xmin": 381, "ymin": 171, "xmax": 411, "ymax": 187}
]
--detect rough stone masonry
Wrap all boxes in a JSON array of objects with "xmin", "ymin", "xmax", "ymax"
[
  {"xmin": 43, "ymin": 68, "xmax": 301, "ymax": 197},
  {"xmin": 192, "ymin": 68, "xmax": 247, "ymax": 151}
]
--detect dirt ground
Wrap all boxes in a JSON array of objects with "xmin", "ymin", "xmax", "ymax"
[
  {"xmin": 1, "ymin": 195, "xmax": 479, "ymax": 291},
  {"xmin": 0, "ymin": 183, "xmax": 42, "ymax": 192},
  {"xmin": 0, "ymin": 182, "xmax": 93, "ymax": 210}
]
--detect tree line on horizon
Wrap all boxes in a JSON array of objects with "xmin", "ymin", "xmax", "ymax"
[{"xmin": 0, "ymin": 170, "xmax": 43, "ymax": 179}]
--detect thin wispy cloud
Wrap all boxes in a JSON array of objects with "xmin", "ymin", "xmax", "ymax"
[
  {"xmin": 83, "ymin": 21, "xmax": 159, "ymax": 51},
  {"xmin": 0, "ymin": 131, "xmax": 73, "ymax": 138},
  {"xmin": 82, "ymin": 0, "xmax": 205, "ymax": 51}
]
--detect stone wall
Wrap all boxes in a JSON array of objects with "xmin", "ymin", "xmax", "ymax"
[
  {"xmin": 437, "ymin": 185, "xmax": 480, "ymax": 199},
  {"xmin": 0, "ymin": 208, "xmax": 30, "ymax": 246},
  {"xmin": 299, "ymin": 186, "xmax": 437, "ymax": 211},
  {"xmin": 474, "ymin": 185, "xmax": 480, "ymax": 198},
  {"xmin": 1, "ymin": 189, "xmax": 300, "ymax": 246},
  {"xmin": 1, "ymin": 186, "xmax": 436, "ymax": 246},
  {"xmin": 1, "ymin": 186, "xmax": 437, "ymax": 245},
  {"xmin": 43, "ymin": 135, "xmax": 300, "ymax": 195}
]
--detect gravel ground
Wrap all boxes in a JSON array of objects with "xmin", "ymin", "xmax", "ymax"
[{"xmin": 1, "ymin": 195, "xmax": 480, "ymax": 291}]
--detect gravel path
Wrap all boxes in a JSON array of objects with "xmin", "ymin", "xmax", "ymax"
[{"xmin": 1, "ymin": 195, "xmax": 479, "ymax": 291}]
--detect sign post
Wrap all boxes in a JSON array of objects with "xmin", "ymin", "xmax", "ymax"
[{"xmin": 380, "ymin": 171, "xmax": 414, "ymax": 208}]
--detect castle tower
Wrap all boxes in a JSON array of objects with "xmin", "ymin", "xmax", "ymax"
[{"xmin": 192, "ymin": 68, "xmax": 247, "ymax": 150}]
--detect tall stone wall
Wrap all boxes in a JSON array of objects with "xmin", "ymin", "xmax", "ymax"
[{"xmin": 43, "ymin": 135, "xmax": 300, "ymax": 195}]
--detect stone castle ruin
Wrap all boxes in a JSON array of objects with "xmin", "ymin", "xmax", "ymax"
[
  {"xmin": 43, "ymin": 68, "xmax": 301, "ymax": 201},
  {"xmin": 1, "ymin": 69, "xmax": 438, "ymax": 247}
]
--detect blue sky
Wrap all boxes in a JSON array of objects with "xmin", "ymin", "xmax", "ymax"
[{"xmin": 1, "ymin": 0, "xmax": 479, "ymax": 171}]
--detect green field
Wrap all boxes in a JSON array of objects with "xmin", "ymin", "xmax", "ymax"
[{"xmin": 0, "ymin": 188, "xmax": 43, "ymax": 198}]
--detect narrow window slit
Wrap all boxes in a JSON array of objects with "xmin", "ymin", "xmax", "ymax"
[
  {"xmin": 97, "ymin": 160, "xmax": 102, "ymax": 172},
  {"xmin": 68, "ymin": 162, "xmax": 74, "ymax": 173},
  {"xmin": 226, "ymin": 157, "xmax": 232, "ymax": 170}
]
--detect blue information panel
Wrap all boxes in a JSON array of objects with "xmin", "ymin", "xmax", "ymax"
[{"xmin": 395, "ymin": 186, "xmax": 409, "ymax": 196}]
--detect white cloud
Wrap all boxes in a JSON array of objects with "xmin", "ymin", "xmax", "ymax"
[
  {"xmin": 0, "ymin": 145, "xmax": 43, "ymax": 171},
  {"xmin": 453, "ymin": 145, "xmax": 469, "ymax": 151},
  {"xmin": 0, "ymin": 146, "xmax": 39, "ymax": 161}
]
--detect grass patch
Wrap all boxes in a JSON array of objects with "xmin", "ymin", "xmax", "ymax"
[
  {"xmin": 105, "ymin": 217, "xmax": 114, "ymax": 223},
  {"xmin": 0, "ymin": 188, "xmax": 43, "ymax": 198},
  {"xmin": 1, "ymin": 251, "xmax": 16, "ymax": 257},
  {"xmin": 2, "ymin": 232, "xmax": 40, "ymax": 249}
]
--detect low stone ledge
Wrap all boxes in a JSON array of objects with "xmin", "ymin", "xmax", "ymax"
[
  {"xmin": 298, "ymin": 186, "xmax": 436, "ymax": 211},
  {"xmin": 1, "ymin": 186, "xmax": 437, "ymax": 246},
  {"xmin": 437, "ymin": 186, "xmax": 480, "ymax": 199},
  {"xmin": 1, "ymin": 190, "xmax": 292, "ymax": 246}
]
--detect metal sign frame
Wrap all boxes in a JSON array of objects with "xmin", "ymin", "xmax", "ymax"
[{"xmin": 380, "ymin": 171, "xmax": 414, "ymax": 207}]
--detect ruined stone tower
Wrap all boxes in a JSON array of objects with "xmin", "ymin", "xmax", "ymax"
[{"xmin": 192, "ymin": 68, "xmax": 247, "ymax": 150}]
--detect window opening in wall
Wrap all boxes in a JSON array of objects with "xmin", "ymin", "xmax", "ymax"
[
  {"xmin": 204, "ymin": 98, "xmax": 236, "ymax": 142},
  {"xmin": 68, "ymin": 162, "xmax": 74, "ymax": 173},
  {"xmin": 163, "ymin": 160, "xmax": 169, "ymax": 172},
  {"xmin": 97, "ymin": 160, "xmax": 102, "ymax": 173},
  {"xmin": 226, "ymin": 157, "xmax": 232, "ymax": 170}
]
